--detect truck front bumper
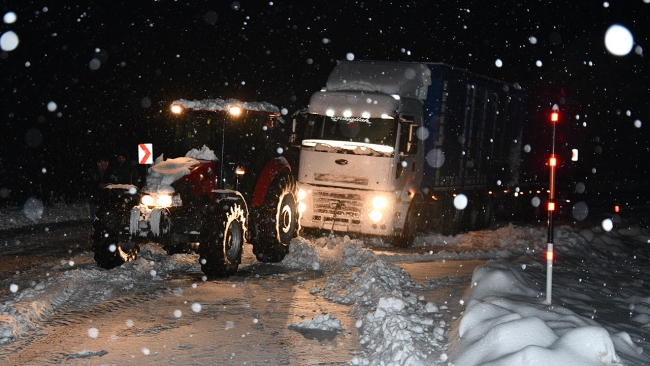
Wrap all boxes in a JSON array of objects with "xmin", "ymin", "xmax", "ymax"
[{"xmin": 297, "ymin": 183, "xmax": 405, "ymax": 236}]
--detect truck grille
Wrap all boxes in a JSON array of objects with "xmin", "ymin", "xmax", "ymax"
[{"xmin": 312, "ymin": 190, "xmax": 363, "ymax": 225}]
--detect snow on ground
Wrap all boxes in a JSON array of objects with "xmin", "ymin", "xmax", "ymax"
[{"xmin": 2, "ymin": 204, "xmax": 650, "ymax": 365}]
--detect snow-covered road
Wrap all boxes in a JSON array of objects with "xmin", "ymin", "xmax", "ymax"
[{"xmin": 2, "ymin": 202, "xmax": 650, "ymax": 365}]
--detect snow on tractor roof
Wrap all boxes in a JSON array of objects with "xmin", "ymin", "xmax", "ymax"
[
  {"xmin": 144, "ymin": 146, "xmax": 217, "ymax": 193},
  {"xmin": 172, "ymin": 98, "xmax": 280, "ymax": 114}
]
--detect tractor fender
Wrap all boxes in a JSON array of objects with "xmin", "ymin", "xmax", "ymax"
[{"xmin": 250, "ymin": 157, "xmax": 291, "ymax": 208}]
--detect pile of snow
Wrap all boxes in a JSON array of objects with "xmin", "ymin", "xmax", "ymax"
[
  {"xmin": 173, "ymin": 98, "xmax": 280, "ymax": 114},
  {"xmin": 286, "ymin": 235, "xmax": 449, "ymax": 364},
  {"xmin": 185, "ymin": 145, "xmax": 218, "ymax": 161},
  {"xmin": 143, "ymin": 145, "xmax": 218, "ymax": 194},
  {"xmin": 289, "ymin": 314, "xmax": 343, "ymax": 332},
  {"xmin": 449, "ymin": 261, "xmax": 625, "ymax": 366}
]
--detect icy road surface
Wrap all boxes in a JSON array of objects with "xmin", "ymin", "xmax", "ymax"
[{"xmin": 0, "ymin": 219, "xmax": 471, "ymax": 365}]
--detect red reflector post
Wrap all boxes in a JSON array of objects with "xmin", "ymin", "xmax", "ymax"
[
  {"xmin": 548, "ymin": 202, "xmax": 555, "ymax": 211},
  {"xmin": 546, "ymin": 250, "xmax": 554, "ymax": 261}
]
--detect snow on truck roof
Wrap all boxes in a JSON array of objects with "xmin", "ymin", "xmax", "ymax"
[
  {"xmin": 325, "ymin": 61, "xmax": 432, "ymax": 100},
  {"xmin": 172, "ymin": 98, "xmax": 280, "ymax": 114}
]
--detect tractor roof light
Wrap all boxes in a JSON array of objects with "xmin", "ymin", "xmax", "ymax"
[
  {"xmin": 229, "ymin": 106, "xmax": 243, "ymax": 116},
  {"xmin": 171, "ymin": 104, "xmax": 183, "ymax": 114}
]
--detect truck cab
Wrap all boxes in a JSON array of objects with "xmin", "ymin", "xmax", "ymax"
[{"xmin": 296, "ymin": 61, "xmax": 525, "ymax": 246}]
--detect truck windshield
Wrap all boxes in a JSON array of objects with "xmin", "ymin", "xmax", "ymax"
[{"xmin": 304, "ymin": 114, "xmax": 397, "ymax": 147}]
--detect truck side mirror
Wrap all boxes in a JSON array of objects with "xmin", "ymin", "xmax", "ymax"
[
  {"xmin": 399, "ymin": 122, "xmax": 418, "ymax": 155},
  {"xmin": 407, "ymin": 124, "xmax": 418, "ymax": 154}
]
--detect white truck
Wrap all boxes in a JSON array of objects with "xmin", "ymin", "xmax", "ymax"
[{"xmin": 295, "ymin": 61, "xmax": 525, "ymax": 246}]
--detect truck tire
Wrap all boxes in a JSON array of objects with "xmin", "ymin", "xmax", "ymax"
[
  {"xmin": 199, "ymin": 201, "xmax": 246, "ymax": 278},
  {"xmin": 92, "ymin": 201, "xmax": 139, "ymax": 269},
  {"xmin": 439, "ymin": 201, "xmax": 459, "ymax": 236},
  {"xmin": 481, "ymin": 199, "xmax": 494, "ymax": 229},
  {"xmin": 393, "ymin": 195, "xmax": 422, "ymax": 248},
  {"xmin": 251, "ymin": 173, "xmax": 297, "ymax": 263}
]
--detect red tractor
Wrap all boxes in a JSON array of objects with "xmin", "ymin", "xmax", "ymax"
[{"xmin": 92, "ymin": 99, "xmax": 299, "ymax": 277}]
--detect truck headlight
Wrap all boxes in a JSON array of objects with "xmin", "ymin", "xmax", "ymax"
[
  {"xmin": 372, "ymin": 196, "xmax": 388, "ymax": 209},
  {"xmin": 298, "ymin": 201, "xmax": 307, "ymax": 214},
  {"xmin": 141, "ymin": 194, "xmax": 155, "ymax": 206},
  {"xmin": 369, "ymin": 210, "xmax": 383, "ymax": 222},
  {"xmin": 297, "ymin": 189, "xmax": 307, "ymax": 201}
]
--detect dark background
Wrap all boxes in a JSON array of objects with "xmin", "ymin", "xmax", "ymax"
[{"xmin": 1, "ymin": 0, "xmax": 648, "ymax": 206}]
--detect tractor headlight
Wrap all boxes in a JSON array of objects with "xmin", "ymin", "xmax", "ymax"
[
  {"xmin": 141, "ymin": 193, "xmax": 176, "ymax": 207},
  {"xmin": 297, "ymin": 188, "xmax": 307, "ymax": 201},
  {"xmin": 141, "ymin": 194, "xmax": 155, "ymax": 206},
  {"xmin": 298, "ymin": 201, "xmax": 307, "ymax": 214},
  {"xmin": 157, "ymin": 194, "xmax": 173, "ymax": 208}
]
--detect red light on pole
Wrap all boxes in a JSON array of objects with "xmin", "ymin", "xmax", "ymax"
[
  {"xmin": 548, "ymin": 202, "xmax": 555, "ymax": 211},
  {"xmin": 551, "ymin": 111, "xmax": 559, "ymax": 122},
  {"xmin": 614, "ymin": 205, "xmax": 620, "ymax": 213},
  {"xmin": 546, "ymin": 104, "xmax": 560, "ymax": 305}
]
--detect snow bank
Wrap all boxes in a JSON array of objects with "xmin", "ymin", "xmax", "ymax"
[{"xmin": 449, "ymin": 260, "xmax": 623, "ymax": 366}]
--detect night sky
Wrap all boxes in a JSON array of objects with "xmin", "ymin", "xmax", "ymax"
[{"xmin": 1, "ymin": 0, "xmax": 648, "ymax": 205}]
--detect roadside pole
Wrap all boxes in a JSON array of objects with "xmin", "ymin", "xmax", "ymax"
[{"xmin": 546, "ymin": 104, "xmax": 559, "ymax": 305}]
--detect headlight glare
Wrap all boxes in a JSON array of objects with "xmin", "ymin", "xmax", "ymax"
[
  {"xmin": 369, "ymin": 210, "xmax": 382, "ymax": 222},
  {"xmin": 141, "ymin": 195, "xmax": 154, "ymax": 206},
  {"xmin": 157, "ymin": 194, "xmax": 173, "ymax": 207},
  {"xmin": 297, "ymin": 189, "xmax": 307, "ymax": 201},
  {"xmin": 372, "ymin": 196, "xmax": 388, "ymax": 210}
]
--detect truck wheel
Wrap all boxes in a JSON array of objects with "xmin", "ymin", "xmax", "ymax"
[
  {"xmin": 468, "ymin": 201, "xmax": 480, "ymax": 231},
  {"xmin": 439, "ymin": 203, "xmax": 459, "ymax": 236},
  {"xmin": 393, "ymin": 196, "xmax": 422, "ymax": 248},
  {"xmin": 252, "ymin": 173, "xmax": 297, "ymax": 263},
  {"xmin": 199, "ymin": 202, "xmax": 246, "ymax": 278},
  {"xmin": 92, "ymin": 203, "xmax": 139, "ymax": 269}
]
